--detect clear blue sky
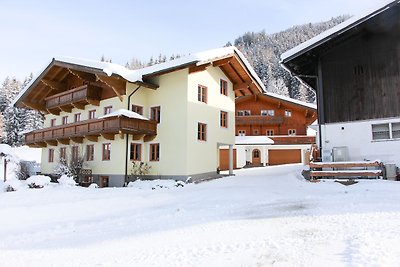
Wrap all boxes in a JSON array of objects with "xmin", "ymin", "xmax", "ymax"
[{"xmin": 0, "ymin": 0, "xmax": 382, "ymax": 83}]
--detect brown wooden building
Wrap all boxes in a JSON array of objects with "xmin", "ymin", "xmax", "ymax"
[
  {"xmin": 280, "ymin": 0, "xmax": 400, "ymax": 166},
  {"xmin": 219, "ymin": 93, "xmax": 317, "ymax": 169},
  {"xmin": 235, "ymin": 93, "xmax": 317, "ymax": 138}
]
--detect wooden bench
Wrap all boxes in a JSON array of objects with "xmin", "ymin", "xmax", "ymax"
[{"xmin": 309, "ymin": 161, "xmax": 383, "ymax": 179}]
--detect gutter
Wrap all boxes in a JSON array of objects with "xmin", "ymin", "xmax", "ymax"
[{"xmin": 124, "ymin": 85, "xmax": 141, "ymax": 186}]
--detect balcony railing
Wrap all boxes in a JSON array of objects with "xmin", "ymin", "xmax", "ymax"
[
  {"xmin": 235, "ymin": 115, "xmax": 284, "ymax": 126},
  {"xmin": 45, "ymin": 84, "xmax": 102, "ymax": 111},
  {"xmin": 25, "ymin": 116, "xmax": 157, "ymax": 146}
]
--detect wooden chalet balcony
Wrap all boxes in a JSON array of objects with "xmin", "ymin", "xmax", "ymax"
[
  {"xmin": 235, "ymin": 115, "xmax": 284, "ymax": 126},
  {"xmin": 25, "ymin": 116, "xmax": 157, "ymax": 147},
  {"xmin": 45, "ymin": 84, "xmax": 102, "ymax": 114}
]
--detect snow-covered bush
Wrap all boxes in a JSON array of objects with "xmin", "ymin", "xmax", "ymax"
[
  {"xmin": 131, "ymin": 161, "xmax": 151, "ymax": 176},
  {"xmin": 88, "ymin": 183, "xmax": 99, "ymax": 189},
  {"xmin": 3, "ymin": 179, "xmax": 23, "ymax": 192},
  {"xmin": 26, "ymin": 175, "xmax": 51, "ymax": 189},
  {"xmin": 57, "ymin": 175, "xmax": 77, "ymax": 187}
]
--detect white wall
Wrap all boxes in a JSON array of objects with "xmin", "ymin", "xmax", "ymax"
[{"xmin": 321, "ymin": 117, "xmax": 400, "ymax": 165}]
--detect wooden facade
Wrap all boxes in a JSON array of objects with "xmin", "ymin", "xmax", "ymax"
[
  {"xmin": 235, "ymin": 94, "xmax": 317, "ymax": 137},
  {"xmin": 281, "ymin": 2, "xmax": 400, "ymax": 124}
]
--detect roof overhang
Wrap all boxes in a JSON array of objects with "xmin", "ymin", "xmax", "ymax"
[{"xmin": 280, "ymin": 0, "xmax": 400, "ymax": 89}]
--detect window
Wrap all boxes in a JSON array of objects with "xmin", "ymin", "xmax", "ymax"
[
  {"xmin": 71, "ymin": 146, "xmax": 79, "ymax": 161},
  {"xmin": 198, "ymin": 123, "xmax": 207, "ymax": 141},
  {"xmin": 220, "ymin": 79, "xmax": 228, "ymax": 96},
  {"xmin": 198, "ymin": 85, "xmax": 207, "ymax": 103},
  {"xmin": 62, "ymin": 116, "xmax": 68, "ymax": 125},
  {"xmin": 150, "ymin": 143, "xmax": 160, "ymax": 161},
  {"xmin": 132, "ymin": 104, "xmax": 143, "ymax": 115},
  {"xmin": 130, "ymin": 143, "xmax": 142, "ymax": 161},
  {"xmin": 150, "ymin": 106, "xmax": 161, "ymax": 123},
  {"xmin": 288, "ymin": 129, "xmax": 296, "ymax": 136},
  {"xmin": 237, "ymin": 110, "xmax": 251, "ymax": 116},
  {"xmin": 50, "ymin": 118, "xmax": 56, "ymax": 127},
  {"xmin": 266, "ymin": 129, "xmax": 274, "ymax": 136},
  {"xmin": 261, "ymin": 110, "xmax": 275, "ymax": 116},
  {"xmin": 74, "ymin": 113, "xmax": 81, "ymax": 122},
  {"xmin": 220, "ymin": 111, "xmax": 228, "ymax": 128},
  {"xmin": 89, "ymin": 110, "xmax": 96, "ymax": 119},
  {"xmin": 104, "ymin": 106, "xmax": 112, "ymax": 115},
  {"xmin": 60, "ymin": 147, "xmax": 66, "ymax": 161},
  {"xmin": 372, "ymin": 122, "xmax": 400, "ymax": 140},
  {"xmin": 102, "ymin": 143, "xmax": 111, "ymax": 161},
  {"xmin": 48, "ymin": 149, "xmax": 54, "ymax": 163},
  {"xmin": 285, "ymin": 110, "xmax": 292, "ymax": 117},
  {"xmin": 86, "ymin": 145, "xmax": 94, "ymax": 161},
  {"xmin": 238, "ymin": 130, "xmax": 246, "ymax": 136},
  {"xmin": 253, "ymin": 129, "xmax": 259, "ymax": 135}
]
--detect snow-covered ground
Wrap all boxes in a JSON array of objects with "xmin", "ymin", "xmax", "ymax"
[{"xmin": 1, "ymin": 164, "xmax": 400, "ymax": 266}]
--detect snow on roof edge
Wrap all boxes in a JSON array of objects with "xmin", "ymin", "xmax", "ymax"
[
  {"xmin": 98, "ymin": 109, "xmax": 149, "ymax": 120},
  {"xmin": 281, "ymin": 0, "xmax": 400, "ymax": 62},
  {"xmin": 264, "ymin": 92, "xmax": 317, "ymax": 110}
]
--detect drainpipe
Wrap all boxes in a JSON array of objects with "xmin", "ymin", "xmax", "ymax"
[{"xmin": 124, "ymin": 85, "xmax": 141, "ymax": 186}]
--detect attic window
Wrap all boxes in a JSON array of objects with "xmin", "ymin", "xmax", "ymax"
[{"xmin": 354, "ymin": 65, "xmax": 364, "ymax": 75}]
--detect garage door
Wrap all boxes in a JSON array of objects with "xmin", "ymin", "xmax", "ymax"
[
  {"xmin": 219, "ymin": 149, "xmax": 237, "ymax": 171},
  {"xmin": 268, "ymin": 149, "xmax": 301, "ymax": 165}
]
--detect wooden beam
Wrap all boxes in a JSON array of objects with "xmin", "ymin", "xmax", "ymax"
[
  {"xmin": 189, "ymin": 63, "xmax": 210, "ymax": 74},
  {"xmin": 143, "ymin": 135, "xmax": 156, "ymax": 142},
  {"xmin": 68, "ymin": 69, "xmax": 97, "ymax": 82},
  {"xmin": 47, "ymin": 109, "xmax": 60, "ymax": 115},
  {"xmin": 72, "ymin": 102, "xmax": 85, "ymax": 110},
  {"xmin": 234, "ymin": 81, "xmax": 252, "ymax": 91},
  {"xmin": 59, "ymin": 105, "xmax": 72, "ymax": 113},
  {"xmin": 71, "ymin": 137, "xmax": 84, "ymax": 143},
  {"xmin": 35, "ymin": 142, "xmax": 47, "ymax": 148},
  {"xmin": 87, "ymin": 99, "xmax": 100, "ymax": 106},
  {"xmin": 101, "ymin": 133, "xmax": 115, "ymax": 140},
  {"xmin": 235, "ymin": 90, "xmax": 245, "ymax": 97},
  {"xmin": 132, "ymin": 134, "xmax": 145, "ymax": 141},
  {"xmin": 45, "ymin": 140, "xmax": 58, "ymax": 146},
  {"xmin": 41, "ymin": 79, "xmax": 67, "ymax": 91},
  {"xmin": 212, "ymin": 57, "xmax": 233, "ymax": 67},
  {"xmin": 58, "ymin": 139, "xmax": 70, "ymax": 145},
  {"xmin": 96, "ymin": 74, "xmax": 125, "ymax": 102},
  {"xmin": 21, "ymin": 101, "xmax": 47, "ymax": 112},
  {"xmin": 85, "ymin": 135, "xmax": 99, "ymax": 142}
]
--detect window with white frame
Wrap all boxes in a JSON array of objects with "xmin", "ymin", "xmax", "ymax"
[
  {"xmin": 237, "ymin": 110, "xmax": 251, "ymax": 116},
  {"xmin": 372, "ymin": 122, "xmax": 400, "ymax": 140},
  {"xmin": 266, "ymin": 129, "xmax": 274, "ymax": 136},
  {"xmin": 261, "ymin": 110, "xmax": 274, "ymax": 116},
  {"xmin": 285, "ymin": 110, "xmax": 292, "ymax": 117},
  {"xmin": 238, "ymin": 130, "xmax": 246, "ymax": 136},
  {"xmin": 288, "ymin": 129, "xmax": 296, "ymax": 136}
]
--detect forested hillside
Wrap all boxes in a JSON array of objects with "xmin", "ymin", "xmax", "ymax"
[{"xmin": 232, "ymin": 15, "xmax": 349, "ymax": 102}]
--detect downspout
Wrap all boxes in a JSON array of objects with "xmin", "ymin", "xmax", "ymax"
[{"xmin": 124, "ymin": 85, "xmax": 141, "ymax": 186}]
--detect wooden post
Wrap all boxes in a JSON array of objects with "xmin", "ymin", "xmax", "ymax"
[{"xmin": 3, "ymin": 157, "xmax": 7, "ymax": 182}]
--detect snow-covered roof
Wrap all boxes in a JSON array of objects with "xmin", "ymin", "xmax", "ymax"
[
  {"xmin": 12, "ymin": 46, "xmax": 265, "ymax": 107},
  {"xmin": 98, "ymin": 109, "xmax": 148, "ymax": 121},
  {"xmin": 281, "ymin": 0, "xmax": 400, "ymax": 62},
  {"xmin": 235, "ymin": 136, "xmax": 274, "ymax": 145},
  {"xmin": 264, "ymin": 92, "xmax": 316, "ymax": 110}
]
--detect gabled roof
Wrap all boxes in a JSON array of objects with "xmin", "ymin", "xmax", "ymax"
[
  {"xmin": 236, "ymin": 92, "xmax": 317, "ymax": 111},
  {"xmin": 281, "ymin": 0, "xmax": 400, "ymax": 63},
  {"xmin": 12, "ymin": 46, "xmax": 265, "ymax": 108}
]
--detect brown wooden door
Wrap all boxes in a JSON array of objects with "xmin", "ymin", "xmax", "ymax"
[
  {"xmin": 100, "ymin": 176, "xmax": 109, "ymax": 187},
  {"xmin": 252, "ymin": 149, "xmax": 261, "ymax": 165},
  {"xmin": 219, "ymin": 149, "xmax": 237, "ymax": 171},
  {"xmin": 268, "ymin": 149, "xmax": 301, "ymax": 165}
]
